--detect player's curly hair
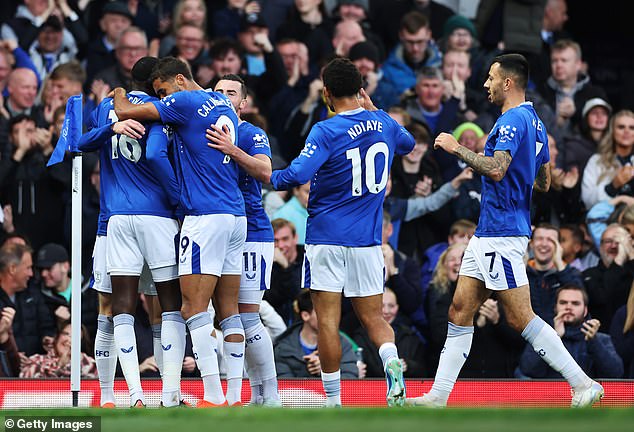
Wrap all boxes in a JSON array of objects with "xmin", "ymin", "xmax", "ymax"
[
  {"xmin": 322, "ymin": 57, "xmax": 362, "ymax": 98},
  {"xmin": 150, "ymin": 56, "xmax": 193, "ymax": 83}
]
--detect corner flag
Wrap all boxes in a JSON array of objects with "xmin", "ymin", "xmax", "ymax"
[{"xmin": 47, "ymin": 94, "xmax": 82, "ymax": 166}]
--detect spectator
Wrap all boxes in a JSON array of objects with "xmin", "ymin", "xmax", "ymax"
[
  {"xmin": 532, "ymin": 133, "xmax": 584, "ymax": 225},
  {"xmin": 448, "ymin": 122, "xmax": 483, "ymax": 222},
  {"xmin": 390, "ymin": 121, "xmax": 451, "ymax": 258},
  {"xmin": 333, "ymin": 0, "xmax": 385, "ymax": 60},
  {"xmin": 168, "ymin": 22, "xmax": 208, "ymax": 80},
  {"xmin": 401, "ymin": 67, "xmax": 465, "ymax": 140},
  {"xmin": 380, "ymin": 211, "xmax": 424, "ymax": 336},
  {"xmin": 0, "ymin": 38, "xmax": 41, "ymax": 98},
  {"xmin": 425, "ymin": 242, "xmax": 466, "ymax": 372},
  {"xmin": 420, "ymin": 219, "xmax": 476, "ymax": 292},
  {"xmin": 609, "ymin": 290, "xmax": 634, "ymax": 378},
  {"xmin": 0, "ymin": 306, "xmax": 19, "ymax": 377},
  {"xmin": 92, "ymin": 26, "xmax": 149, "ymax": 101},
  {"xmin": 532, "ymin": 0, "xmax": 570, "ymax": 88},
  {"xmin": 538, "ymin": 39, "xmax": 607, "ymax": 138},
  {"xmin": 581, "ymin": 110, "xmax": 634, "ymax": 209},
  {"xmin": 36, "ymin": 242, "xmax": 98, "ymax": 339},
  {"xmin": 264, "ymin": 218, "xmax": 304, "ymax": 326},
  {"xmin": 28, "ymin": 15, "xmax": 77, "ymax": 80},
  {"xmin": 275, "ymin": 0, "xmax": 335, "ymax": 65},
  {"xmin": 560, "ymin": 97, "xmax": 611, "ymax": 175},
  {"xmin": 211, "ymin": 0, "xmax": 261, "ymax": 40},
  {"xmin": 20, "ymin": 319, "xmax": 97, "ymax": 378},
  {"xmin": 348, "ymin": 40, "xmax": 399, "ymax": 110},
  {"xmin": 3, "ymin": 68, "xmax": 46, "ymax": 127},
  {"xmin": 0, "ymin": 114, "xmax": 70, "ymax": 250},
  {"xmin": 527, "ymin": 223, "xmax": 584, "ymax": 325},
  {"xmin": 156, "ymin": 0, "xmax": 207, "ymax": 58},
  {"xmin": 559, "ymin": 223, "xmax": 592, "ymax": 272},
  {"xmin": 583, "ymin": 223, "xmax": 634, "ymax": 332},
  {"xmin": 1, "ymin": 0, "xmax": 87, "ymax": 54},
  {"xmin": 441, "ymin": 50, "xmax": 487, "ymax": 123},
  {"xmin": 273, "ymin": 182, "xmax": 310, "ymax": 245},
  {"xmin": 237, "ymin": 13, "xmax": 275, "ymax": 77},
  {"xmin": 331, "ymin": 19, "xmax": 365, "ymax": 57},
  {"xmin": 0, "ymin": 243, "xmax": 55, "ymax": 356},
  {"xmin": 381, "ymin": 11, "xmax": 442, "ymax": 97},
  {"xmin": 47, "ymin": 61, "xmax": 95, "ymax": 127},
  {"xmin": 517, "ymin": 285, "xmax": 623, "ymax": 379},
  {"xmin": 84, "ymin": 1, "xmax": 133, "ymax": 85},
  {"xmin": 274, "ymin": 289, "xmax": 358, "ymax": 378},
  {"xmin": 370, "ymin": 0, "xmax": 454, "ymax": 51},
  {"xmin": 353, "ymin": 288, "xmax": 426, "ymax": 378}
]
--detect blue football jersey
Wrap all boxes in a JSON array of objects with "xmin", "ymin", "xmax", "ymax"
[
  {"xmin": 476, "ymin": 102, "xmax": 550, "ymax": 237},
  {"xmin": 78, "ymin": 92, "xmax": 175, "ymax": 224},
  {"xmin": 270, "ymin": 108, "xmax": 415, "ymax": 246},
  {"xmin": 238, "ymin": 121, "xmax": 274, "ymax": 242},
  {"xmin": 152, "ymin": 90, "xmax": 244, "ymax": 216}
]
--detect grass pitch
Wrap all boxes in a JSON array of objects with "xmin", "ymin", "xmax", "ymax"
[{"xmin": 2, "ymin": 408, "xmax": 633, "ymax": 432}]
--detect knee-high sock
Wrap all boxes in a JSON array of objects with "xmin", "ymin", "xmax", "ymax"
[
  {"xmin": 95, "ymin": 314, "xmax": 117, "ymax": 406},
  {"xmin": 522, "ymin": 316, "xmax": 592, "ymax": 390},
  {"xmin": 187, "ymin": 312, "xmax": 224, "ymax": 404},
  {"xmin": 428, "ymin": 322, "xmax": 474, "ymax": 403},
  {"xmin": 113, "ymin": 313, "xmax": 144, "ymax": 405},
  {"xmin": 241, "ymin": 312, "xmax": 279, "ymax": 403},
  {"xmin": 151, "ymin": 323, "xmax": 163, "ymax": 377},
  {"xmin": 161, "ymin": 311, "xmax": 186, "ymax": 407},
  {"xmin": 220, "ymin": 314, "xmax": 245, "ymax": 405},
  {"xmin": 321, "ymin": 370, "xmax": 341, "ymax": 407}
]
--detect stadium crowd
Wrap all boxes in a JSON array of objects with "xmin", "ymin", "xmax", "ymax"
[{"xmin": 0, "ymin": 0, "xmax": 633, "ymax": 391}]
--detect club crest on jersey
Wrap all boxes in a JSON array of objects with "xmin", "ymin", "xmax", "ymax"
[
  {"xmin": 498, "ymin": 125, "xmax": 517, "ymax": 143},
  {"xmin": 161, "ymin": 96, "xmax": 176, "ymax": 106},
  {"xmin": 300, "ymin": 142, "xmax": 317, "ymax": 158},
  {"xmin": 253, "ymin": 133, "xmax": 269, "ymax": 148}
]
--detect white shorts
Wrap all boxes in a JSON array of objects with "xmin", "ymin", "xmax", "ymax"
[
  {"xmin": 91, "ymin": 235, "xmax": 111, "ymax": 294},
  {"xmin": 459, "ymin": 235, "xmax": 529, "ymax": 291},
  {"xmin": 92, "ymin": 235, "xmax": 157, "ymax": 296},
  {"xmin": 302, "ymin": 244, "xmax": 384, "ymax": 297},
  {"xmin": 178, "ymin": 214, "xmax": 247, "ymax": 276},
  {"xmin": 239, "ymin": 241, "xmax": 274, "ymax": 295},
  {"xmin": 106, "ymin": 214, "xmax": 179, "ymax": 281}
]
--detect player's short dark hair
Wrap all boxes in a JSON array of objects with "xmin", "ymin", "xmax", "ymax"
[
  {"xmin": 218, "ymin": 73, "xmax": 247, "ymax": 99},
  {"xmin": 322, "ymin": 57, "xmax": 362, "ymax": 98},
  {"xmin": 131, "ymin": 56, "xmax": 159, "ymax": 93},
  {"xmin": 555, "ymin": 284, "xmax": 589, "ymax": 307},
  {"xmin": 491, "ymin": 53, "xmax": 529, "ymax": 90},
  {"xmin": 150, "ymin": 56, "xmax": 193, "ymax": 82}
]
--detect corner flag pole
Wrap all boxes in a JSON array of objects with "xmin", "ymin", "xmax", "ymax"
[
  {"xmin": 70, "ymin": 151, "xmax": 82, "ymax": 407},
  {"xmin": 49, "ymin": 94, "xmax": 83, "ymax": 407}
]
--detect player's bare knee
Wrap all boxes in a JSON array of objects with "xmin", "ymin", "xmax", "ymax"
[{"xmin": 448, "ymin": 302, "xmax": 474, "ymax": 326}]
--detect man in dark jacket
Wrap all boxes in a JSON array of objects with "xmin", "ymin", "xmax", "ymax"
[
  {"xmin": 582, "ymin": 223, "xmax": 634, "ymax": 332},
  {"xmin": 528, "ymin": 223, "xmax": 584, "ymax": 325},
  {"xmin": 518, "ymin": 285, "xmax": 623, "ymax": 379},
  {"xmin": 36, "ymin": 243, "xmax": 98, "ymax": 340},
  {"xmin": 265, "ymin": 219, "xmax": 305, "ymax": 325},
  {"xmin": 0, "ymin": 243, "xmax": 55, "ymax": 356},
  {"xmin": 273, "ymin": 290, "xmax": 358, "ymax": 378}
]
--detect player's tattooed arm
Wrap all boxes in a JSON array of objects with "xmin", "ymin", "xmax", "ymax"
[
  {"xmin": 454, "ymin": 147, "xmax": 512, "ymax": 182},
  {"xmin": 534, "ymin": 162, "xmax": 551, "ymax": 192}
]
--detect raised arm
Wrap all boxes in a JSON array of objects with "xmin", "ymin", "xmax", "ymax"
[
  {"xmin": 113, "ymin": 87, "xmax": 160, "ymax": 121},
  {"xmin": 435, "ymin": 132, "xmax": 511, "ymax": 182},
  {"xmin": 534, "ymin": 162, "xmax": 551, "ymax": 193}
]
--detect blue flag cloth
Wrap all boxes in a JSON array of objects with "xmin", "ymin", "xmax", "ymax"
[{"xmin": 47, "ymin": 94, "xmax": 82, "ymax": 166}]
